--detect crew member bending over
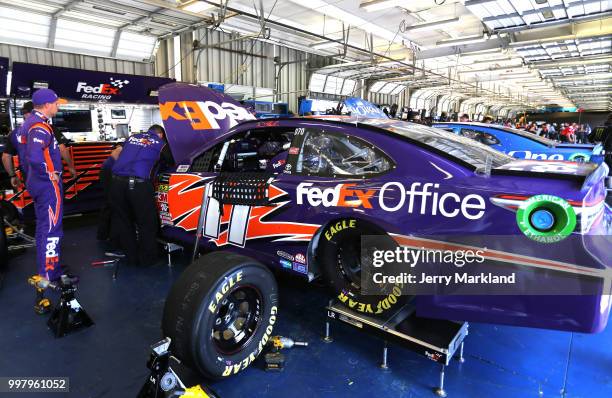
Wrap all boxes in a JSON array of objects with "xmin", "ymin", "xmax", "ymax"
[{"xmin": 110, "ymin": 125, "xmax": 174, "ymax": 266}]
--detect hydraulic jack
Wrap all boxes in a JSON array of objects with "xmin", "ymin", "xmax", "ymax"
[
  {"xmin": 138, "ymin": 337, "xmax": 219, "ymax": 398},
  {"xmin": 28, "ymin": 274, "xmax": 94, "ymax": 338}
]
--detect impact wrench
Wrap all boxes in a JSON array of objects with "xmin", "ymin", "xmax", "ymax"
[{"xmin": 264, "ymin": 336, "xmax": 308, "ymax": 371}]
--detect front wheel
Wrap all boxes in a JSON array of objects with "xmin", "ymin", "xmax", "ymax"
[{"xmin": 162, "ymin": 252, "xmax": 278, "ymax": 379}]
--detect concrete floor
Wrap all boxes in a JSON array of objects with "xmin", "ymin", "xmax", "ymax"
[{"xmin": 0, "ymin": 215, "xmax": 610, "ymax": 397}]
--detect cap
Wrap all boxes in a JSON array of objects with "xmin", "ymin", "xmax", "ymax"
[
  {"xmin": 21, "ymin": 101, "xmax": 34, "ymax": 114},
  {"xmin": 32, "ymin": 88, "xmax": 68, "ymax": 106}
]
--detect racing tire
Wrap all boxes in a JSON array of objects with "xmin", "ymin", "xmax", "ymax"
[
  {"xmin": 0, "ymin": 200, "xmax": 18, "ymax": 225},
  {"xmin": 162, "ymin": 252, "xmax": 278, "ymax": 379},
  {"xmin": 317, "ymin": 218, "xmax": 407, "ymax": 317}
]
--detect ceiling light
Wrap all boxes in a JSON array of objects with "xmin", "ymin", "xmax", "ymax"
[
  {"xmin": 535, "ymin": 0, "xmax": 548, "ymax": 4},
  {"xmin": 436, "ymin": 35, "xmax": 486, "ymax": 47},
  {"xmin": 541, "ymin": 9, "xmax": 554, "ymax": 19},
  {"xmin": 360, "ymin": 0, "xmax": 402, "ymax": 12},
  {"xmin": 310, "ymin": 41, "xmax": 343, "ymax": 50},
  {"xmin": 405, "ymin": 17, "xmax": 460, "ymax": 32},
  {"xmin": 181, "ymin": 1, "xmax": 215, "ymax": 13}
]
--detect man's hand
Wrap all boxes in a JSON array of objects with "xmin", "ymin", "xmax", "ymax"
[
  {"xmin": 68, "ymin": 166, "xmax": 77, "ymax": 180},
  {"xmin": 10, "ymin": 175, "xmax": 21, "ymax": 189}
]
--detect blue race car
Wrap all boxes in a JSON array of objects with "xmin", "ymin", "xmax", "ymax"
[{"xmin": 432, "ymin": 122, "xmax": 604, "ymax": 163}]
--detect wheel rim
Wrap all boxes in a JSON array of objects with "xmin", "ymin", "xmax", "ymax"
[
  {"xmin": 211, "ymin": 285, "xmax": 262, "ymax": 355},
  {"xmin": 337, "ymin": 238, "xmax": 362, "ymax": 289}
]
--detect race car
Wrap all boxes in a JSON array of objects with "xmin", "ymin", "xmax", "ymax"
[
  {"xmin": 156, "ymin": 83, "xmax": 611, "ymax": 379},
  {"xmin": 432, "ymin": 122, "xmax": 605, "ymax": 163}
]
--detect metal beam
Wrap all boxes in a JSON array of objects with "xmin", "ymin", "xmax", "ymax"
[
  {"xmin": 415, "ymin": 37, "xmax": 510, "ymax": 60},
  {"xmin": 110, "ymin": 29, "xmax": 122, "ymax": 58},
  {"xmin": 48, "ymin": 17, "xmax": 58, "ymax": 48}
]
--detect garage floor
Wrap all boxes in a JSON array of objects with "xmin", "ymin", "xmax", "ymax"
[{"xmin": 1, "ymin": 215, "xmax": 610, "ymax": 398}]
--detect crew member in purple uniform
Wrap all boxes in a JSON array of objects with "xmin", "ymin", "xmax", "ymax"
[
  {"xmin": 2, "ymin": 101, "xmax": 33, "ymax": 189},
  {"xmin": 24, "ymin": 89, "xmax": 69, "ymax": 300},
  {"xmin": 110, "ymin": 125, "xmax": 174, "ymax": 265}
]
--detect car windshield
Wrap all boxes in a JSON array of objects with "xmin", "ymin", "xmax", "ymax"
[
  {"xmin": 498, "ymin": 126, "xmax": 557, "ymax": 146},
  {"xmin": 363, "ymin": 120, "xmax": 514, "ymax": 170}
]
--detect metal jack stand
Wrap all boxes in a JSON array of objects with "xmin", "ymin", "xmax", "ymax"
[
  {"xmin": 158, "ymin": 239, "xmax": 183, "ymax": 267},
  {"xmin": 30, "ymin": 275, "xmax": 94, "ymax": 338},
  {"xmin": 138, "ymin": 337, "xmax": 219, "ymax": 398},
  {"xmin": 325, "ymin": 299, "xmax": 468, "ymax": 396}
]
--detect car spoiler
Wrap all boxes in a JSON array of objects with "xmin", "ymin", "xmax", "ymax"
[
  {"xmin": 491, "ymin": 159, "xmax": 607, "ymax": 190},
  {"xmin": 556, "ymin": 142, "xmax": 604, "ymax": 156},
  {"xmin": 158, "ymin": 82, "xmax": 256, "ymax": 166}
]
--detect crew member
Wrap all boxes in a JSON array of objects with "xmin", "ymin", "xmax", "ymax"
[
  {"xmin": 2, "ymin": 102, "xmax": 34, "ymax": 189},
  {"xmin": 110, "ymin": 125, "xmax": 174, "ymax": 266},
  {"xmin": 459, "ymin": 114, "xmax": 470, "ymax": 122},
  {"xmin": 97, "ymin": 143, "xmax": 124, "ymax": 257},
  {"xmin": 24, "ymin": 89, "xmax": 69, "ymax": 289}
]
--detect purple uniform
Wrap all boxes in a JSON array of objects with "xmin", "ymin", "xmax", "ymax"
[
  {"xmin": 112, "ymin": 131, "xmax": 167, "ymax": 180},
  {"xmin": 24, "ymin": 110, "xmax": 63, "ymax": 281}
]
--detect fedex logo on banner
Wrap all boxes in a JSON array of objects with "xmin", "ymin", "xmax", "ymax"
[
  {"xmin": 76, "ymin": 77, "xmax": 130, "ymax": 100},
  {"xmin": 160, "ymin": 101, "xmax": 255, "ymax": 131}
]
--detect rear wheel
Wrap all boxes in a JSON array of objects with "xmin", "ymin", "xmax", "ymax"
[
  {"xmin": 162, "ymin": 252, "xmax": 278, "ymax": 378},
  {"xmin": 317, "ymin": 218, "xmax": 407, "ymax": 316}
]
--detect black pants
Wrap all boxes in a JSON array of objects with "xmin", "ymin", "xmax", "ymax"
[
  {"xmin": 97, "ymin": 167, "xmax": 120, "ymax": 249},
  {"xmin": 109, "ymin": 176, "xmax": 159, "ymax": 265}
]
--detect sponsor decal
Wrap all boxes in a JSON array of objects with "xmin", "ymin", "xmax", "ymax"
[
  {"xmin": 272, "ymin": 159, "xmax": 286, "ymax": 170},
  {"xmin": 160, "ymin": 100, "xmax": 254, "ymax": 130},
  {"xmin": 425, "ymin": 351, "xmax": 442, "ymax": 362},
  {"xmin": 280, "ymin": 259, "xmax": 292, "ymax": 269},
  {"xmin": 276, "ymin": 251, "xmax": 294, "ymax": 261},
  {"xmin": 325, "ymin": 219, "xmax": 356, "ymax": 241},
  {"xmin": 45, "ymin": 237, "xmax": 60, "ymax": 272},
  {"xmin": 256, "ymin": 120, "xmax": 280, "ymax": 128},
  {"xmin": 379, "ymin": 182, "xmax": 485, "ymax": 220},
  {"xmin": 297, "ymin": 182, "xmax": 486, "ymax": 220},
  {"xmin": 516, "ymin": 195, "xmax": 576, "ymax": 243},
  {"xmin": 294, "ymin": 253, "xmax": 306, "ymax": 264},
  {"xmin": 297, "ymin": 183, "xmax": 375, "ymax": 209},
  {"xmin": 76, "ymin": 77, "xmax": 130, "ymax": 100},
  {"xmin": 176, "ymin": 164, "xmax": 190, "ymax": 172},
  {"xmin": 337, "ymin": 285, "xmax": 403, "ymax": 315},
  {"xmin": 288, "ymin": 147, "xmax": 300, "ymax": 155},
  {"xmin": 292, "ymin": 262, "xmax": 307, "ymax": 274},
  {"xmin": 507, "ymin": 150, "xmax": 565, "ymax": 161}
]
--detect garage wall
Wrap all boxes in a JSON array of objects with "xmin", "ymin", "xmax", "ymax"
[
  {"xmin": 155, "ymin": 29, "xmax": 335, "ymax": 113},
  {"xmin": 0, "ymin": 43, "xmax": 154, "ymax": 75}
]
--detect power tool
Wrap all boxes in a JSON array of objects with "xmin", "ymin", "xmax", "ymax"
[{"xmin": 264, "ymin": 336, "xmax": 308, "ymax": 371}]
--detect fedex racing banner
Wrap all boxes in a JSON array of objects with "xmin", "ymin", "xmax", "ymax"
[{"xmin": 10, "ymin": 62, "xmax": 174, "ymax": 104}]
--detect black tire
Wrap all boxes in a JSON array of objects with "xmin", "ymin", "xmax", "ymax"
[
  {"xmin": 162, "ymin": 252, "xmax": 278, "ymax": 379},
  {"xmin": 0, "ymin": 200, "xmax": 19, "ymax": 225},
  {"xmin": 317, "ymin": 218, "xmax": 407, "ymax": 316}
]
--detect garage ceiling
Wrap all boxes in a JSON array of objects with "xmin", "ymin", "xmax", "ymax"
[{"xmin": 0, "ymin": 0, "xmax": 610, "ymax": 111}]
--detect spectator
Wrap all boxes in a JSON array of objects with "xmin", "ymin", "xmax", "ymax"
[{"xmin": 459, "ymin": 114, "xmax": 470, "ymax": 122}]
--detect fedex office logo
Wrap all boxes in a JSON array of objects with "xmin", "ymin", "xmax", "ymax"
[
  {"xmin": 160, "ymin": 101, "xmax": 255, "ymax": 131},
  {"xmin": 297, "ymin": 182, "xmax": 486, "ymax": 220},
  {"xmin": 76, "ymin": 77, "xmax": 130, "ymax": 100},
  {"xmin": 297, "ymin": 183, "xmax": 375, "ymax": 209},
  {"xmin": 45, "ymin": 237, "xmax": 60, "ymax": 271}
]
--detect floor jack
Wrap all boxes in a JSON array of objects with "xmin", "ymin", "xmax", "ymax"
[
  {"xmin": 28, "ymin": 274, "xmax": 94, "ymax": 338},
  {"xmin": 138, "ymin": 338, "xmax": 220, "ymax": 398}
]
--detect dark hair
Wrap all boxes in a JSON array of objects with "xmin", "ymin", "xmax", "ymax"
[
  {"xmin": 22, "ymin": 101, "xmax": 34, "ymax": 114},
  {"xmin": 148, "ymin": 124, "xmax": 166, "ymax": 136}
]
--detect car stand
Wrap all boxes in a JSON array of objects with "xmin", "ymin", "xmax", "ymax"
[
  {"xmin": 138, "ymin": 337, "xmax": 219, "ymax": 398},
  {"xmin": 324, "ymin": 299, "xmax": 468, "ymax": 397}
]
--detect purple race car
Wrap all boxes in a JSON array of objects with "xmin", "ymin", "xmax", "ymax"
[{"xmin": 157, "ymin": 83, "xmax": 611, "ymax": 379}]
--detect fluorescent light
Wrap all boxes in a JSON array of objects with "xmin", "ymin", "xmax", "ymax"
[
  {"xmin": 405, "ymin": 17, "xmax": 460, "ymax": 32},
  {"xmin": 182, "ymin": 1, "xmax": 215, "ymax": 13},
  {"xmin": 436, "ymin": 35, "xmax": 486, "ymax": 47},
  {"xmin": 310, "ymin": 41, "xmax": 342, "ymax": 50},
  {"xmin": 360, "ymin": 0, "xmax": 402, "ymax": 12}
]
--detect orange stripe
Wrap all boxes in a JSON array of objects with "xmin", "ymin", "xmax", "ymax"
[
  {"xmin": 43, "ymin": 148, "xmax": 61, "ymax": 226},
  {"xmin": 30, "ymin": 122, "xmax": 52, "ymax": 134}
]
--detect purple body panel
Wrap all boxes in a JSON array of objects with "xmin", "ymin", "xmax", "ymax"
[{"xmin": 156, "ymin": 84, "xmax": 611, "ymax": 333}]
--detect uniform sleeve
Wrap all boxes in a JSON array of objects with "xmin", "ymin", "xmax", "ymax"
[
  {"xmin": 3, "ymin": 132, "xmax": 17, "ymax": 155},
  {"xmin": 26, "ymin": 127, "xmax": 52, "ymax": 178},
  {"xmin": 53, "ymin": 128, "xmax": 69, "ymax": 145}
]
